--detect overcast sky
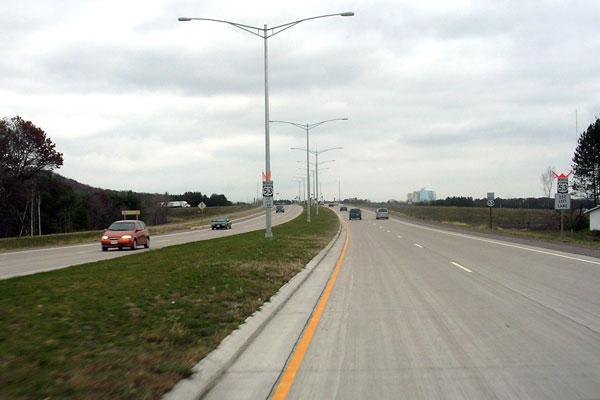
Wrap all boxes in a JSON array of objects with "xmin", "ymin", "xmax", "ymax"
[{"xmin": 2, "ymin": 0, "xmax": 599, "ymax": 202}]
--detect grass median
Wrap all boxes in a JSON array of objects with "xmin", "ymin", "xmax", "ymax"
[{"xmin": 0, "ymin": 206, "xmax": 339, "ymax": 400}]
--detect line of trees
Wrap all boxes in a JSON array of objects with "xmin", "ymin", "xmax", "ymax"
[
  {"xmin": 385, "ymin": 196, "xmax": 592, "ymax": 210},
  {"xmin": 0, "ymin": 116, "xmax": 233, "ymax": 238},
  {"xmin": 170, "ymin": 192, "xmax": 232, "ymax": 208}
]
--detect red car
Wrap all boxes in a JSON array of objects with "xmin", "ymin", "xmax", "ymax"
[{"xmin": 101, "ymin": 220, "xmax": 150, "ymax": 251}]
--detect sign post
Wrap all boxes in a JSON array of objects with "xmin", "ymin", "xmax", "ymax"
[
  {"xmin": 198, "ymin": 201, "xmax": 206, "ymax": 218},
  {"xmin": 553, "ymin": 172, "xmax": 572, "ymax": 237},
  {"xmin": 487, "ymin": 192, "xmax": 495, "ymax": 229},
  {"xmin": 262, "ymin": 171, "xmax": 273, "ymax": 238},
  {"xmin": 262, "ymin": 179, "xmax": 274, "ymax": 209}
]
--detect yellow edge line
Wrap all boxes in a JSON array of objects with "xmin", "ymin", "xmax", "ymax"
[{"xmin": 272, "ymin": 221, "xmax": 350, "ymax": 400}]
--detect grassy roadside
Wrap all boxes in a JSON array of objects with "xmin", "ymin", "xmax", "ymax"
[
  {"xmin": 0, "ymin": 206, "xmax": 339, "ymax": 400},
  {"xmin": 379, "ymin": 204, "xmax": 600, "ymax": 247},
  {"xmin": 0, "ymin": 205, "xmax": 262, "ymax": 252}
]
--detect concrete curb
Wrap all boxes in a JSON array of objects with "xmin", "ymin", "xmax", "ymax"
[{"xmin": 163, "ymin": 219, "xmax": 344, "ymax": 400}]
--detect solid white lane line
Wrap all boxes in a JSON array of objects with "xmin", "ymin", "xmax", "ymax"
[
  {"xmin": 391, "ymin": 218, "xmax": 600, "ymax": 265},
  {"xmin": 3, "ymin": 242, "xmax": 97, "ymax": 255},
  {"xmin": 414, "ymin": 243, "xmax": 423, "ymax": 248},
  {"xmin": 452, "ymin": 262, "xmax": 473, "ymax": 273}
]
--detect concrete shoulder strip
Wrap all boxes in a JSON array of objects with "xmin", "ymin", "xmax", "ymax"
[{"xmin": 162, "ymin": 219, "xmax": 344, "ymax": 400}]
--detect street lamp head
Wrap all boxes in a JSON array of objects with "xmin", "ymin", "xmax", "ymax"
[
  {"xmin": 341, "ymin": 12, "xmax": 355, "ymax": 17},
  {"xmin": 178, "ymin": 17, "xmax": 192, "ymax": 21}
]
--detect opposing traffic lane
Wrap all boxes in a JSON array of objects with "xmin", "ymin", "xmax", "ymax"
[
  {"xmin": 0, "ymin": 205, "xmax": 302, "ymax": 280},
  {"xmin": 282, "ymin": 209, "xmax": 600, "ymax": 399}
]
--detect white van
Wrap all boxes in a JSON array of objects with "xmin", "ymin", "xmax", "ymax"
[{"xmin": 376, "ymin": 208, "xmax": 389, "ymax": 219}]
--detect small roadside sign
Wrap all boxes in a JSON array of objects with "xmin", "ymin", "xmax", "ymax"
[
  {"xmin": 263, "ymin": 196, "xmax": 273, "ymax": 208},
  {"xmin": 121, "ymin": 210, "xmax": 140, "ymax": 220},
  {"xmin": 263, "ymin": 180, "xmax": 274, "ymax": 197},
  {"xmin": 557, "ymin": 178, "xmax": 568, "ymax": 194},
  {"xmin": 555, "ymin": 193, "xmax": 571, "ymax": 210},
  {"xmin": 198, "ymin": 201, "xmax": 206, "ymax": 210},
  {"xmin": 486, "ymin": 193, "xmax": 495, "ymax": 229}
]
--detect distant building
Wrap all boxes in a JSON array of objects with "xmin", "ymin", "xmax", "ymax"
[
  {"xmin": 407, "ymin": 188, "xmax": 436, "ymax": 204},
  {"xmin": 418, "ymin": 188, "xmax": 436, "ymax": 203}
]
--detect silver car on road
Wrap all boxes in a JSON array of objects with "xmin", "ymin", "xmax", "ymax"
[{"xmin": 376, "ymin": 208, "xmax": 389, "ymax": 219}]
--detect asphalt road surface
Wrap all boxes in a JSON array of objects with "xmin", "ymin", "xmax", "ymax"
[
  {"xmin": 0, "ymin": 205, "xmax": 301, "ymax": 280},
  {"xmin": 205, "ymin": 207, "xmax": 600, "ymax": 399}
]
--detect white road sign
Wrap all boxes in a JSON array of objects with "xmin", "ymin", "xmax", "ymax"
[
  {"xmin": 487, "ymin": 192, "xmax": 494, "ymax": 200},
  {"xmin": 487, "ymin": 199, "xmax": 495, "ymax": 207},
  {"xmin": 198, "ymin": 201, "xmax": 206, "ymax": 210},
  {"xmin": 263, "ymin": 196, "xmax": 273, "ymax": 208},
  {"xmin": 262, "ymin": 180, "xmax": 273, "ymax": 197},
  {"xmin": 555, "ymin": 193, "xmax": 571, "ymax": 210}
]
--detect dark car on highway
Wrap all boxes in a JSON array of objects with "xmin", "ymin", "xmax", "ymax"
[
  {"xmin": 349, "ymin": 208, "xmax": 362, "ymax": 220},
  {"xmin": 212, "ymin": 217, "xmax": 232, "ymax": 230},
  {"xmin": 339, "ymin": 206, "xmax": 347, "ymax": 211},
  {"xmin": 275, "ymin": 205, "xmax": 285, "ymax": 213},
  {"xmin": 101, "ymin": 220, "xmax": 150, "ymax": 251}
]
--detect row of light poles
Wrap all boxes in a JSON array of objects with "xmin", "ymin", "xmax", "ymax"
[
  {"xmin": 272, "ymin": 119, "xmax": 346, "ymax": 221},
  {"xmin": 178, "ymin": 12, "xmax": 353, "ymax": 237}
]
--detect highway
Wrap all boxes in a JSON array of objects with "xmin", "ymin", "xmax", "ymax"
[
  {"xmin": 0, "ymin": 205, "xmax": 302, "ymax": 280},
  {"xmin": 204, "ymin": 207, "xmax": 600, "ymax": 400}
]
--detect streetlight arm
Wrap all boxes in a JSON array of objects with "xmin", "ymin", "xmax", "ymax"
[
  {"xmin": 179, "ymin": 12, "xmax": 354, "ymax": 39},
  {"xmin": 178, "ymin": 17, "xmax": 266, "ymax": 38},
  {"xmin": 297, "ymin": 159, "xmax": 335, "ymax": 165},
  {"xmin": 271, "ymin": 120, "xmax": 306, "ymax": 130},
  {"xmin": 315, "ymin": 146, "xmax": 343, "ymax": 155},
  {"xmin": 308, "ymin": 118, "xmax": 348, "ymax": 130},
  {"xmin": 268, "ymin": 12, "xmax": 354, "ymax": 38},
  {"xmin": 272, "ymin": 118, "xmax": 348, "ymax": 131}
]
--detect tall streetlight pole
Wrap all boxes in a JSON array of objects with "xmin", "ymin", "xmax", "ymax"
[
  {"xmin": 179, "ymin": 13, "xmax": 353, "ymax": 238},
  {"xmin": 272, "ymin": 118, "xmax": 348, "ymax": 222},
  {"xmin": 293, "ymin": 179, "xmax": 302, "ymax": 203},
  {"xmin": 293, "ymin": 176, "xmax": 306, "ymax": 202},
  {"xmin": 294, "ymin": 148, "xmax": 342, "ymax": 215},
  {"xmin": 297, "ymin": 159, "xmax": 335, "ymax": 203}
]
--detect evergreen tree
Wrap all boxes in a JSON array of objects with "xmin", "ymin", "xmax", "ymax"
[{"xmin": 572, "ymin": 117, "xmax": 600, "ymax": 206}]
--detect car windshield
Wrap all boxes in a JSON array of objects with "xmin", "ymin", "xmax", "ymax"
[
  {"xmin": 108, "ymin": 222, "xmax": 135, "ymax": 231},
  {"xmin": 214, "ymin": 218, "xmax": 228, "ymax": 222},
  {"xmin": 378, "ymin": 208, "xmax": 388, "ymax": 212}
]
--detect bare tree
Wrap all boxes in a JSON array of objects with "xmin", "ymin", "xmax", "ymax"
[{"xmin": 540, "ymin": 165, "xmax": 555, "ymax": 209}]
